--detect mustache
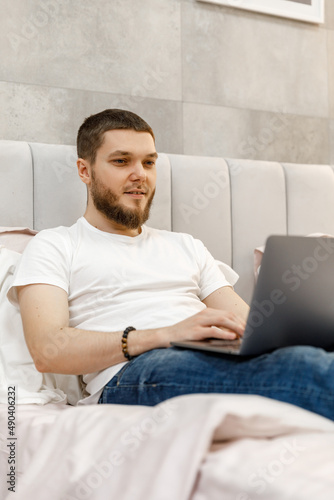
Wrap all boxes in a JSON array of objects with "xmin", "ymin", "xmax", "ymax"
[{"xmin": 123, "ymin": 185, "xmax": 149, "ymax": 193}]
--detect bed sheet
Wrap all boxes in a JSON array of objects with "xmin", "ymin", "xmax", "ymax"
[{"xmin": 1, "ymin": 394, "xmax": 333, "ymax": 500}]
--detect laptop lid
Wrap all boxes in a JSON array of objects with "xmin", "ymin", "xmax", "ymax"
[{"xmin": 240, "ymin": 235, "xmax": 334, "ymax": 355}]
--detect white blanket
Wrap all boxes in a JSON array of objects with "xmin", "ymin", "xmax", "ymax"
[{"xmin": 1, "ymin": 394, "xmax": 334, "ymax": 500}]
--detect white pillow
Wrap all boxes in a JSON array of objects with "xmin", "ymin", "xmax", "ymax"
[
  {"xmin": 0, "ymin": 245, "xmax": 82, "ymax": 405},
  {"xmin": 253, "ymin": 233, "xmax": 334, "ymax": 282}
]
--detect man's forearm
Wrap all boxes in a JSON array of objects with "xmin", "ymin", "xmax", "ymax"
[
  {"xmin": 34, "ymin": 325, "xmax": 167, "ymax": 374},
  {"xmin": 33, "ymin": 305, "xmax": 248, "ymax": 374}
]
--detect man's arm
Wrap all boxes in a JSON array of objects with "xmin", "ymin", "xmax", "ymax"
[
  {"xmin": 202, "ymin": 286, "xmax": 250, "ymax": 324},
  {"xmin": 17, "ymin": 283, "xmax": 164, "ymax": 374},
  {"xmin": 18, "ymin": 283, "xmax": 248, "ymax": 375}
]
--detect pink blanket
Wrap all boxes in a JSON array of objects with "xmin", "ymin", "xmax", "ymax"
[{"xmin": 1, "ymin": 394, "xmax": 333, "ymax": 499}]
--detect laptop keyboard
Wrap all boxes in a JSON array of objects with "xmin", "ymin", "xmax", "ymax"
[{"xmin": 205, "ymin": 338, "xmax": 241, "ymax": 350}]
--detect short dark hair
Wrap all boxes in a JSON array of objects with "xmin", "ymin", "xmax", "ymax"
[{"xmin": 77, "ymin": 109, "xmax": 155, "ymax": 164}]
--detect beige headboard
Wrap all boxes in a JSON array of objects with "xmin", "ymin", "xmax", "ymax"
[{"xmin": 1, "ymin": 140, "xmax": 334, "ymax": 303}]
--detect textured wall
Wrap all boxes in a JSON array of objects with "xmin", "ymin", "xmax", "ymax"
[{"xmin": 0, "ymin": 0, "xmax": 333, "ymax": 163}]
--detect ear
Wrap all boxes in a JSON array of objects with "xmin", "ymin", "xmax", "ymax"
[{"xmin": 77, "ymin": 158, "xmax": 92, "ymax": 185}]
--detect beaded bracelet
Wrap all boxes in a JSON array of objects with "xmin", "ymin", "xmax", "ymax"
[{"xmin": 121, "ymin": 326, "xmax": 136, "ymax": 360}]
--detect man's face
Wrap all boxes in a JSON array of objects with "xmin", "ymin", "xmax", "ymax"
[{"xmin": 88, "ymin": 129, "xmax": 157, "ymax": 230}]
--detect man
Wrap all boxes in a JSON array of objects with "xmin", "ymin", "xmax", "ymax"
[{"xmin": 11, "ymin": 109, "xmax": 334, "ymax": 419}]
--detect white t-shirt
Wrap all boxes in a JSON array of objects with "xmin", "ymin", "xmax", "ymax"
[{"xmin": 10, "ymin": 217, "xmax": 232, "ymax": 404}]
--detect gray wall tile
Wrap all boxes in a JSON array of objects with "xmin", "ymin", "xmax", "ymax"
[
  {"xmin": 88, "ymin": 93, "xmax": 183, "ymax": 154},
  {"xmin": 0, "ymin": 81, "xmax": 183, "ymax": 154},
  {"xmin": 183, "ymin": 102, "xmax": 329, "ymax": 164},
  {"xmin": 182, "ymin": 1, "xmax": 328, "ymax": 117},
  {"xmin": 0, "ymin": 81, "xmax": 80, "ymax": 144},
  {"xmin": 0, "ymin": 0, "xmax": 333, "ymax": 165},
  {"xmin": 1, "ymin": 0, "xmax": 182, "ymax": 100}
]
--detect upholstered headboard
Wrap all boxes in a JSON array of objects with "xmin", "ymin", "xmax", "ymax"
[{"xmin": 1, "ymin": 140, "xmax": 334, "ymax": 303}]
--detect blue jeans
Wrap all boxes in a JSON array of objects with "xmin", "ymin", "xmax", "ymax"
[{"xmin": 98, "ymin": 346, "xmax": 334, "ymax": 420}]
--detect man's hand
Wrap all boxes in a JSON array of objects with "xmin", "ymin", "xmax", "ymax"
[{"xmin": 157, "ymin": 307, "xmax": 246, "ymax": 348}]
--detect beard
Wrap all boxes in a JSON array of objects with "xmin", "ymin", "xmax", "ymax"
[{"xmin": 90, "ymin": 172, "xmax": 155, "ymax": 230}]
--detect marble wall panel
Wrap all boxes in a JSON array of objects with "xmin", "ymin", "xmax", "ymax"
[
  {"xmin": 0, "ymin": 0, "xmax": 333, "ymax": 165},
  {"xmin": 0, "ymin": 81, "xmax": 183, "ymax": 154},
  {"xmin": 183, "ymin": 102, "xmax": 329, "ymax": 164},
  {"xmin": 0, "ymin": 0, "xmax": 182, "ymax": 100},
  {"xmin": 182, "ymin": 1, "xmax": 328, "ymax": 117}
]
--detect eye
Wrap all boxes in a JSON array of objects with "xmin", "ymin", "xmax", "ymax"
[
  {"xmin": 144, "ymin": 160, "xmax": 156, "ymax": 168},
  {"xmin": 112, "ymin": 159, "xmax": 127, "ymax": 165}
]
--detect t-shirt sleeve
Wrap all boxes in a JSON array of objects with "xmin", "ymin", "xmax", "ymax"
[
  {"xmin": 8, "ymin": 229, "xmax": 71, "ymax": 306},
  {"xmin": 192, "ymin": 237, "xmax": 238, "ymax": 301}
]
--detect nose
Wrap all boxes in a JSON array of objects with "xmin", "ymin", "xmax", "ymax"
[{"xmin": 129, "ymin": 160, "xmax": 146, "ymax": 182}]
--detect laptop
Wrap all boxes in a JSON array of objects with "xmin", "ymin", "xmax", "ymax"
[{"xmin": 171, "ymin": 235, "xmax": 334, "ymax": 356}]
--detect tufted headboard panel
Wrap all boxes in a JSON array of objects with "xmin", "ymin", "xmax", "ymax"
[{"xmin": 1, "ymin": 140, "xmax": 334, "ymax": 303}]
